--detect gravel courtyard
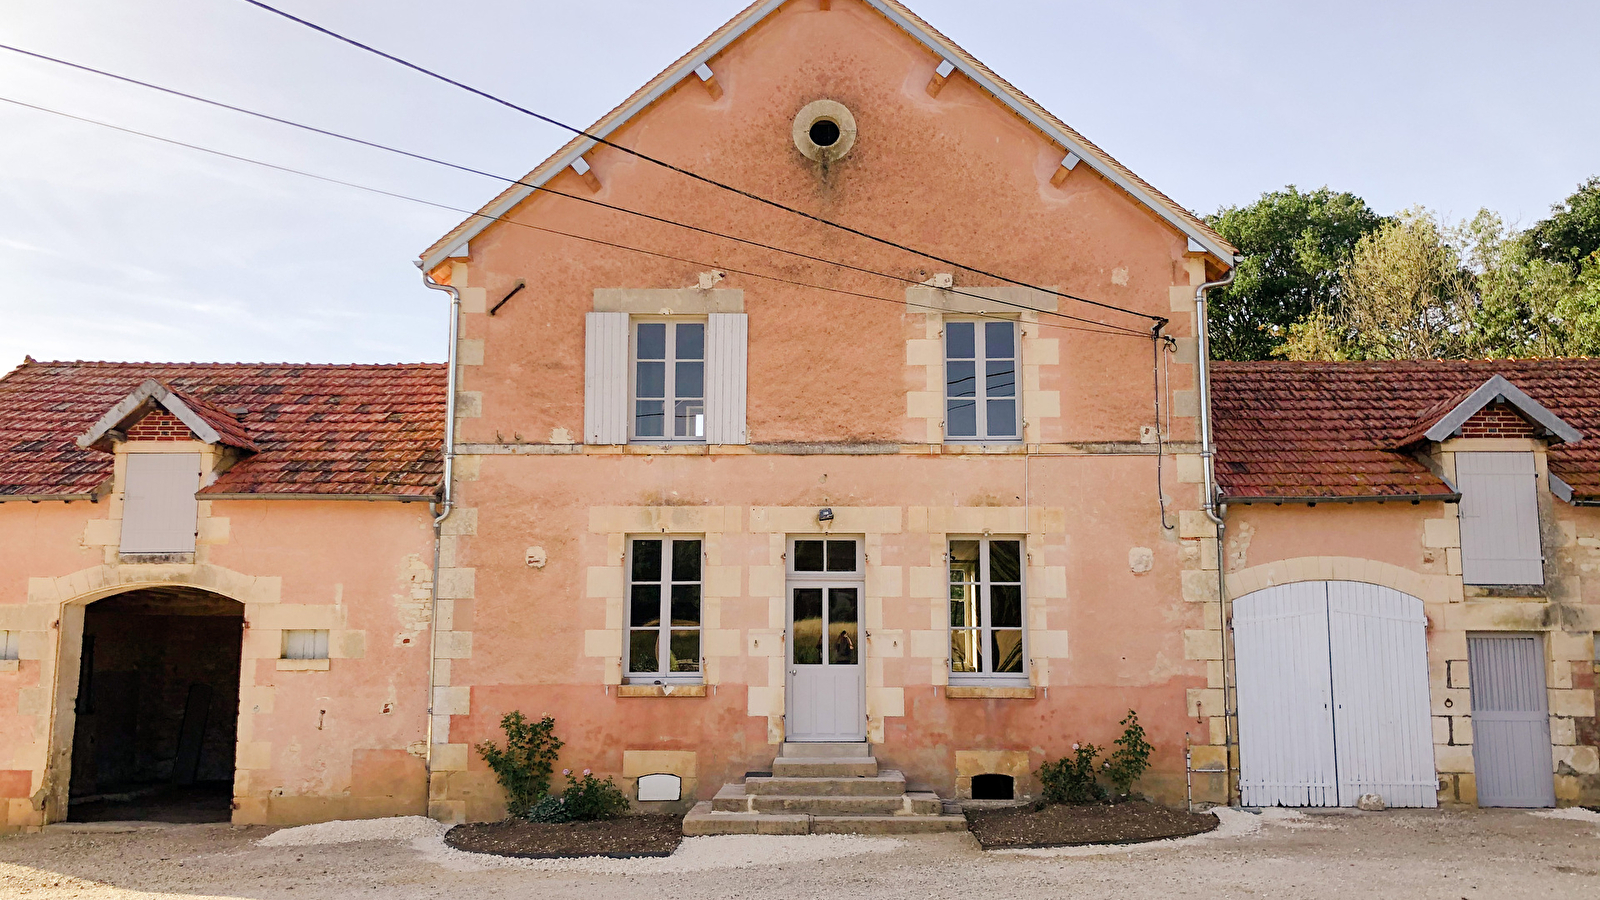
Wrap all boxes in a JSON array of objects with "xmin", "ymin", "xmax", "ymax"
[{"xmin": 2, "ymin": 807, "xmax": 1597, "ymax": 900}]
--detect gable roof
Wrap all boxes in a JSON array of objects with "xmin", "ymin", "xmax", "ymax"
[
  {"xmin": 418, "ymin": 0, "xmax": 1237, "ymax": 272},
  {"xmin": 0, "ymin": 361, "xmax": 445, "ymax": 500},
  {"xmin": 78, "ymin": 378, "xmax": 260, "ymax": 452},
  {"xmin": 1212, "ymin": 359, "xmax": 1600, "ymax": 503}
]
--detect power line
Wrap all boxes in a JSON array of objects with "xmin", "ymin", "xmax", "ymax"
[
  {"xmin": 236, "ymin": 0, "xmax": 1170, "ymax": 328},
  {"xmin": 0, "ymin": 94, "xmax": 1150, "ymax": 343},
  {"xmin": 0, "ymin": 42, "xmax": 1147, "ymax": 337}
]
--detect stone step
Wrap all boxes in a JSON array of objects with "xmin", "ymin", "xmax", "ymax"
[
  {"xmin": 780, "ymin": 742, "xmax": 871, "ymax": 758},
  {"xmin": 743, "ymin": 770, "xmax": 907, "ymax": 797},
  {"xmin": 683, "ymin": 801, "xmax": 968, "ymax": 836},
  {"xmin": 772, "ymin": 756, "xmax": 878, "ymax": 778},
  {"xmin": 810, "ymin": 814, "xmax": 970, "ymax": 835},
  {"xmin": 714, "ymin": 786, "xmax": 942, "ymax": 816}
]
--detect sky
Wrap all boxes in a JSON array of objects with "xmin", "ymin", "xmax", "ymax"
[{"xmin": 2, "ymin": 0, "xmax": 1597, "ymax": 369}]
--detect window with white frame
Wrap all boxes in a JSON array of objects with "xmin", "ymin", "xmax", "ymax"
[
  {"xmin": 0, "ymin": 630, "xmax": 18, "ymax": 661},
  {"xmin": 948, "ymin": 538, "xmax": 1025, "ymax": 682},
  {"xmin": 945, "ymin": 320, "xmax": 1019, "ymax": 442},
  {"xmin": 282, "ymin": 629, "xmax": 330, "ymax": 660},
  {"xmin": 627, "ymin": 537, "xmax": 703, "ymax": 681},
  {"xmin": 633, "ymin": 321, "xmax": 705, "ymax": 441}
]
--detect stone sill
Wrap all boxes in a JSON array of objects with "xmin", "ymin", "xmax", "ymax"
[
  {"xmin": 118, "ymin": 552, "xmax": 196, "ymax": 565},
  {"xmin": 0, "ymin": 659, "xmax": 18, "ymax": 673},
  {"xmin": 276, "ymin": 658, "xmax": 330, "ymax": 671},
  {"xmin": 618, "ymin": 684, "xmax": 706, "ymax": 698},
  {"xmin": 945, "ymin": 685, "xmax": 1036, "ymax": 699}
]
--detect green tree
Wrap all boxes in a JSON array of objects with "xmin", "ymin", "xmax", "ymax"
[
  {"xmin": 1466, "ymin": 209, "xmax": 1600, "ymax": 358},
  {"xmin": 1277, "ymin": 209, "xmax": 1474, "ymax": 361},
  {"xmin": 1526, "ymin": 176, "xmax": 1600, "ymax": 270},
  {"xmin": 1205, "ymin": 186, "xmax": 1387, "ymax": 360}
]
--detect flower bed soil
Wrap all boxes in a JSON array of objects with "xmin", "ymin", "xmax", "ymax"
[
  {"xmin": 965, "ymin": 800, "xmax": 1218, "ymax": 850},
  {"xmin": 444, "ymin": 815, "xmax": 684, "ymax": 859}
]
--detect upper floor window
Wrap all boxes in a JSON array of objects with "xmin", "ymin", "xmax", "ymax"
[
  {"xmin": 634, "ymin": 321, "xmax": 705, "ymax": 441},
  {"xmin": 627, "ymin": 537, "xmax": 702, "ymax": 681},
  {"xmin": 948, "ymin": 537, "xmax": 1026, "ymax": 682},
  {"xmin": 120, "ymin": 452, "xmax": 200, "ymax": 554},
  {"xmin": 946, "ymin": 320, "xmax": 1019, "ymax": 442}
]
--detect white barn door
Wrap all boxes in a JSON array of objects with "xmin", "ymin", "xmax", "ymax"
[
  {"xmin": 1327, "ymin": 582, "xmax": 1438, "ymax": 808},
  {"xmin": 1235, "ymin": 581, "xmax": 1437, "ymax": 808},
  {"xmin": 1234, "ymin": 582, "xmax": 1338, "ymax": 807}
]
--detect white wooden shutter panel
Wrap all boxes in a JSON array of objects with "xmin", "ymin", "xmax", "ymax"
[
  {"xmin": 120, "ymin": 453, "xmax": 200, "ymax": 553},
  {"xmin": 705, "ymin": 312, "xmax": 748, "ymax": 445},
  {"xmin": 584, "ymin": 312, "xmax": 629, "ymax": 444},
  {"xmin": 1457, "ymin": 451, "xmax": 1543, "ymax": 585}
]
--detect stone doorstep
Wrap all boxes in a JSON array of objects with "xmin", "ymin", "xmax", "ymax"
[
  {"xmin": 779, "ymin": 742, "xmax": 870, "ymax": 758},
  {"xmin": 771, "ymin": 757, "xmax": 879, "ymax": 778},
  {"xmin": 743, "ymin": 770, "xmax": 908, "ymax": 797},
  {"xmin": 714, "ymin": 785, "xmax": 942, "ymax": 816},
  {"xmin": 683, "ymin": 802, "xmax": 968, "ymax": 836}
]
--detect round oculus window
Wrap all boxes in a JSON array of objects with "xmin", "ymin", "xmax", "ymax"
[{"xmin": 793, "ymin": 100, "xmax": 857, "ymax": 162}]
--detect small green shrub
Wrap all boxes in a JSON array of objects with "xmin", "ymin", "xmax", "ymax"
[
  {"xmin": 1038, "ymin": 742, "xmax": 1105, "ymax": 805},
  {"xmin": 1106, "ymin": 709, "xmax": 1154, "ymax": 797},
  {"xmin": 475, "ymin": 711, "xmax": 564, "ymax": 818},
  {"xmin": 527, "ymin": 769, "xmax": 631, "ymax": 823}
]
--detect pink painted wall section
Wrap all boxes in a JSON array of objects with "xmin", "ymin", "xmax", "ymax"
[{"xmin": 0, "ymin": 496, "xmax": 436, "ymax": 829}]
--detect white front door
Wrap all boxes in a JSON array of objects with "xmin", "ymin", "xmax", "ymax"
[{"xmin": 785, "ymin": 538, "xmax": 865, "ymax": 742}]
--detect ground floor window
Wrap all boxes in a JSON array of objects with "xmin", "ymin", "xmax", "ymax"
[
  {"xmin": 627, "ymin": 537, "xmax": 703, "ymax": 681},
  {"xmin": 948, "ymin": 537, "xmax": 1026, "ymax": 683}
]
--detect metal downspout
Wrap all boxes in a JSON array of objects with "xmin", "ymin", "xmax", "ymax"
[
  {"xmin": 1194, "ymin": 264, "xmax": 1237, "ymax": 805},
  {"xmin": 421, "ymin": 269, "xmax": 460, "ymax": 811}
]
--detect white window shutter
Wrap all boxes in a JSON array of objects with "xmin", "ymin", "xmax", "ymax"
[
  {"xmin": 584, "ymin": 312, "xmax": 629, "ymax": 444},
  {"xmin": 705, "ymin": 312, "xmax": 748, "ymax": 445},
  {"xmin": 120, "ymin": 453, "xmax": 200, "ymax": 553},
  {"xmin": 1457, "ymin": 451, "xmax": 1543, "ymax": 585}
]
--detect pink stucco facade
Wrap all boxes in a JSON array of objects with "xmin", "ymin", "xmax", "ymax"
[{"xmin": 421, "ymin": 0, "xmax": 1233, "ymax": 821}]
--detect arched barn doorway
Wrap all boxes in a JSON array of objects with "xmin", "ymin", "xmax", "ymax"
[
  {"xmin": 1233, "ymin": 581, "xmax": 1437, "ymax": 809},
  {"xmin": 65, "ymin": 587, "xmax": 243, "ymax": 823}
]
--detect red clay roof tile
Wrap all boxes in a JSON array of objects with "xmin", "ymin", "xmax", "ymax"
[
  {"xmin": 1213, "ymin": 359, "xmax": 1600, "ymax": 501},
  {"xmin": 0, "ymin": 361, "xmax": 445, "ymax": 498}
]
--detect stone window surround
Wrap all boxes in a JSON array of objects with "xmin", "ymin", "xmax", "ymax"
[{"xmin": 903, "ymin": 285, "xmax": 1062, "ymax": 445}]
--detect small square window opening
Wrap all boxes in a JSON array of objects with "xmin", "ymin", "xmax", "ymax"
[{"xmin": 282, "ymin": 629, "xmax": 330, "ymax": 660}]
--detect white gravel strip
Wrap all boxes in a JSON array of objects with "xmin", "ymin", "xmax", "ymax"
[
  {"xmin": 413, "ymin": 832, "xmax": 904, "ymax": 873},
  {"xmin": 1530, "ymin": 807, "xmax": 1600, "ymax": 826},
  {"xmin": 988, "ymin": 806, "xmax": 1270, "ymax": 857},
  {"xmin": 258, "ymin": 816, "xmax": 447, "ymax": 847}
]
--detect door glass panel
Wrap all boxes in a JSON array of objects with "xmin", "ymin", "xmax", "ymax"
[
  {"xmin": 793, "ymin": 540, "xmax": 825, "ymax": 572},
  {"xmin": 991, "ymin": 629, "xmax": 1024, "ymax": 673},
  {"xmin": 793, "ymin": 588, "xmax": 824, "ymax": 665},
  {"xmin": 825, "ymin": 540, "xmax": 856, "ymax": 572},
  {"xmin": 829, "ymin": 588, "xmax": 859, "ymax": 665}
]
